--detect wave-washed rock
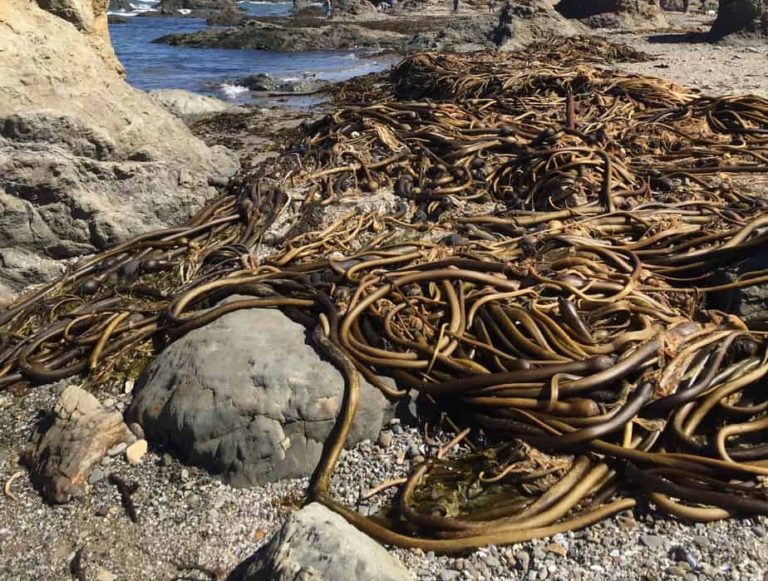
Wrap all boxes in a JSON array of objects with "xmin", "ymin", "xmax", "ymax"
[
  {"xmin": 235, "ymin": 73, "xmax": 328, "ymax": 94},
  {"xmin": 0, "ymin": 0, "xmax": 239, "ymax": 300},
  {"xmin": 149, "ymin": 89, "xmax": 238, "ymax": 117},
  {"xmin": 126, "ymin": 306, "xmax": 397, "ymax": 486},
  {"xmin": 154, "ymin": 20, "xmax": 408, "ymax": 52},
  {"xmin": 231, "ymin": 503, "xmax": 413, "ymax": 580}
]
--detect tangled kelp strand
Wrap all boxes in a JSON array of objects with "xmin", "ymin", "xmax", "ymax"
[{"xmin": 4, "ymin": 37, "xmax": 768, "ymax": 551}]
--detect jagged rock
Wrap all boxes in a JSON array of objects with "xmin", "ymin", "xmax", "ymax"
[
  {"xmin": 236, "ymin": 74, "xmax": 327, "ymax": 94},
  {"xmin": 149, "ymin": 89, "xmax": 234, "ymax": 117},
  {"xmin": 126, "ymin": 307, "xmax": 396, "ymax": 486},
  {"xmin": 232, "ymin": 503, "xmax": 413, "ymax": 580},
  {"xmin": 156, "ymin": 0, "xmax": 239, "ymax": 15},
  {"xmin": 489, "ymin": 0, "xmax": 586, "ymax": 51},
  {"xmin": 0, "ymin": 0, "xmax": 239, "ymax": 297},
  {"xmin": 30, "ymin": 385, "xmax": 134, "ymax": 503},
  {"xmin": 154, "ymin": 21, "xmax": 408, "ymax": 52},
  {"xmin": 556, "ymin": 0, "xmax": 668, "ymax": 29},
  {"xmin": 710, "ymin": 0, "xmax": 768, "ymax": 41},
  {"xmin": 108, "ymin": 0, "xmax": 134, "ymax": 11}
]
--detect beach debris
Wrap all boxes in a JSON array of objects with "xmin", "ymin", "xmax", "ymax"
[{"xmin": 29, "ymin": 386, "xmax": 134, "ymax": 503}]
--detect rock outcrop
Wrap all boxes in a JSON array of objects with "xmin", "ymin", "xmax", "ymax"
[
  {"xmin": 232, "ymin": 503, "xmax": 413, "ymax": 581},
  {"xmin": 489, "ymin": 0, "xmax": 585, "ymax": 51},
  {"xmin": 126, "ymin": 307, "xmax": 396, "ymax": 487},
  {"xmin": 0, "ymin": 0, "xmax": 239, "ymax": 300},
  {"xmin": 710, "ymin": 0, "xmax": 768, "ymax": 41},
  {"xmin": 155, "ymin": 20, "xmax": 408, "ymax": 52},
  {"xmin": 557, "ymin": 0, "xmax": 668, "ymax": 30}
]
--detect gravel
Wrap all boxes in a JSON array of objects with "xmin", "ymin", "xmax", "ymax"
[{"xmin": 4, "ymin": 381, "xmax": 766, "ymax": 580}]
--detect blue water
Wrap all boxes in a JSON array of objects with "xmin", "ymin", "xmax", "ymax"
[{"xmin": 108, "ymin": 1, "xmax": 390, "ymax": 100}]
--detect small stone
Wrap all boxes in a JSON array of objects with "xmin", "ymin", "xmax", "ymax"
[
  {"xmin": 181, "ymin": 468, "xmax": 190, "ymax": 480},
  {"xmin": 413, "ymin": 455, "xmax": 425, "ymax": 464},
  {"xmin": 391, "ymin": 424, "xmax": 403, "ymax": 435},
  {"xmin": 94, "ymin": 567, "xmax": 115, "ymax": 581},
  {"xmin": 666, "ymin": 565, "xmax": 686, "ymax": 578},
  {"xmin": 128, "ymin": 422, "xmax": 144, "ymax": 440},
  {"xmin": 752, "ymin": 526, "xmax": 766, "ymax": 538},
  {"xmin": 484, "ymin": 555, "xmax": 500, "ymax": 568},
  {"xmin": 439, "ymin": 571, "xmax": 459, "ymax": 581},
  {"xmin": 124, "ymin": 379, "xmax": 135, "ymax": 394},
  {"xmin": 618, "ymin": 515, "xmax": 638, "ymax": 529},
  {"xmin": 88, "ymin": 468, "xmax": 105, "ymax": 484},
  {"xmin": 388, "ymin": 418, "xmax": 401, "ymax": 426},
  {"xmin": 253, "ymin": 529, "xmax": 266, "ymax": 541},
  {"xmin": 107, "ymin": 442, "xmax": 127, "ymax": 457},
  {"xmin": 377, "ymin": 432, "xmax": 393, "ymax": 449},
  {"xmin": 95, "ymin": 505, "xmax": 110, "ymax": 517},
  {"xmin": 641, "ymin": 535, "xmax": 664, "ymax": 549},
  {"xmin": 126, "ymin": 439, "xmax": 147, "ymax": 465},
  {"xmin": 161, "ymin": 453, "xmax": 173, "ymax": 467},
  {"xmin": 693, "ymin": 535, "xmax": 709, "ymax": 549},
  {"xmin": 407, "ymin": 445, "xmax": 420, "ymax": 459},
  {"xmin": 454, "ymin": 559, "xmax": 466, "ymax": 571},
  {"xmin": 102, "ymin": 398, "xmax": 115, "ymax": 409},
  {"xmin": 515, "ymin": 550, "xmax": 530, "ymax": 572},
  {"xmin": 546, "ymin": 542, "xmax": 568, "ymax": 557},
  {"xmin": 669, "ymin": 546, "xmax": 697, "ymax": 570}
]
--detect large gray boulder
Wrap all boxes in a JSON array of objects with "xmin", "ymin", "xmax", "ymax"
[
  {"xmin": 126, "ymin": 307, "xmax": 395, "ymax": 486},
  {"xmin": 0, "ymin": 0, "xmax": 239, "ymax": 299},
  {"xmin": 233, "ymin": 503, "xmax": 413, "ymax": 581}
]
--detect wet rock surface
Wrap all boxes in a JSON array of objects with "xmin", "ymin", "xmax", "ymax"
[
  {"xmin": 126, "ymin": 307, "xmax": 396, "ymax": 486},
  {"xmin": 155, "ymin": 20, "xmax": 408, "ymax": 52}
]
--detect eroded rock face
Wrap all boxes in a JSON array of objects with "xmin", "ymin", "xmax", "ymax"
[
  {"xmin": 0, "ymin": 0, "xmax": 239, "ymax": 299},
  {"xmin": 233, "ymin": 503, "xmax": 413, "ymax": 581},
  {"xmin": 126, "ymin": 307, "xmax": 395, "ymax": 486},
  {"xmin": 31, "ymin": 385, "xmax": 134, "ymax": 503},
  {"xmin": 556, "ymin": 0, "xmax": 668, "ymax": 29},
  {"xmin": 710, "ymin": 0, "xmax": 768, "ymax": 40}
]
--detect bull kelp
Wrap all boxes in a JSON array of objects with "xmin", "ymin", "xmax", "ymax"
[{"xmin": 5, "ymin": 37, "xmax": 768, "ymax": 552}]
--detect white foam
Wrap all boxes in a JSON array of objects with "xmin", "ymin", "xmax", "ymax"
[{"xmin": 220, "ymin": 83, "xmax": 250, "ymax": 99}]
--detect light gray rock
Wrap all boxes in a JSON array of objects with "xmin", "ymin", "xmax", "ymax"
[
  {"xmin": 0, "ymin": 1, "xmax": 239, "ymax": 297},
  {"xmin": 31, "ymin": 385, "xmax": 135, "ymax": 503},
  {"xmin": 234, "ymin": 503, "xmax": 412, "ymax": 580},
  {"xmin": 149, "ymin": 89, "xmax": 234, "ymax": 117},
  {"xmin": 126, "ymin": 307, "xmax": 395, "ymax": 486}
]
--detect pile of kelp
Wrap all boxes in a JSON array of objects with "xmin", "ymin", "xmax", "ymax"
[{"xmin": 5, "ymin": 37, "xmax": 768, "ymax": 551}]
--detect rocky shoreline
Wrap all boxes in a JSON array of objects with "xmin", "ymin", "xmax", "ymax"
[{"xmin": 4, "ymin": 2, "xmax": 768, "ymax": 581}]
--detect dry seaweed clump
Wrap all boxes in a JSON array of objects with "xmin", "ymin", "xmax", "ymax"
[{"xmin": 5, "ymin": 37, "xmax": 768, "ymax": 551}]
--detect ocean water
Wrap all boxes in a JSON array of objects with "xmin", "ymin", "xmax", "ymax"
[{"xmin": 108, "ymin": 1, "xmax": 391, "ymax": 101}]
